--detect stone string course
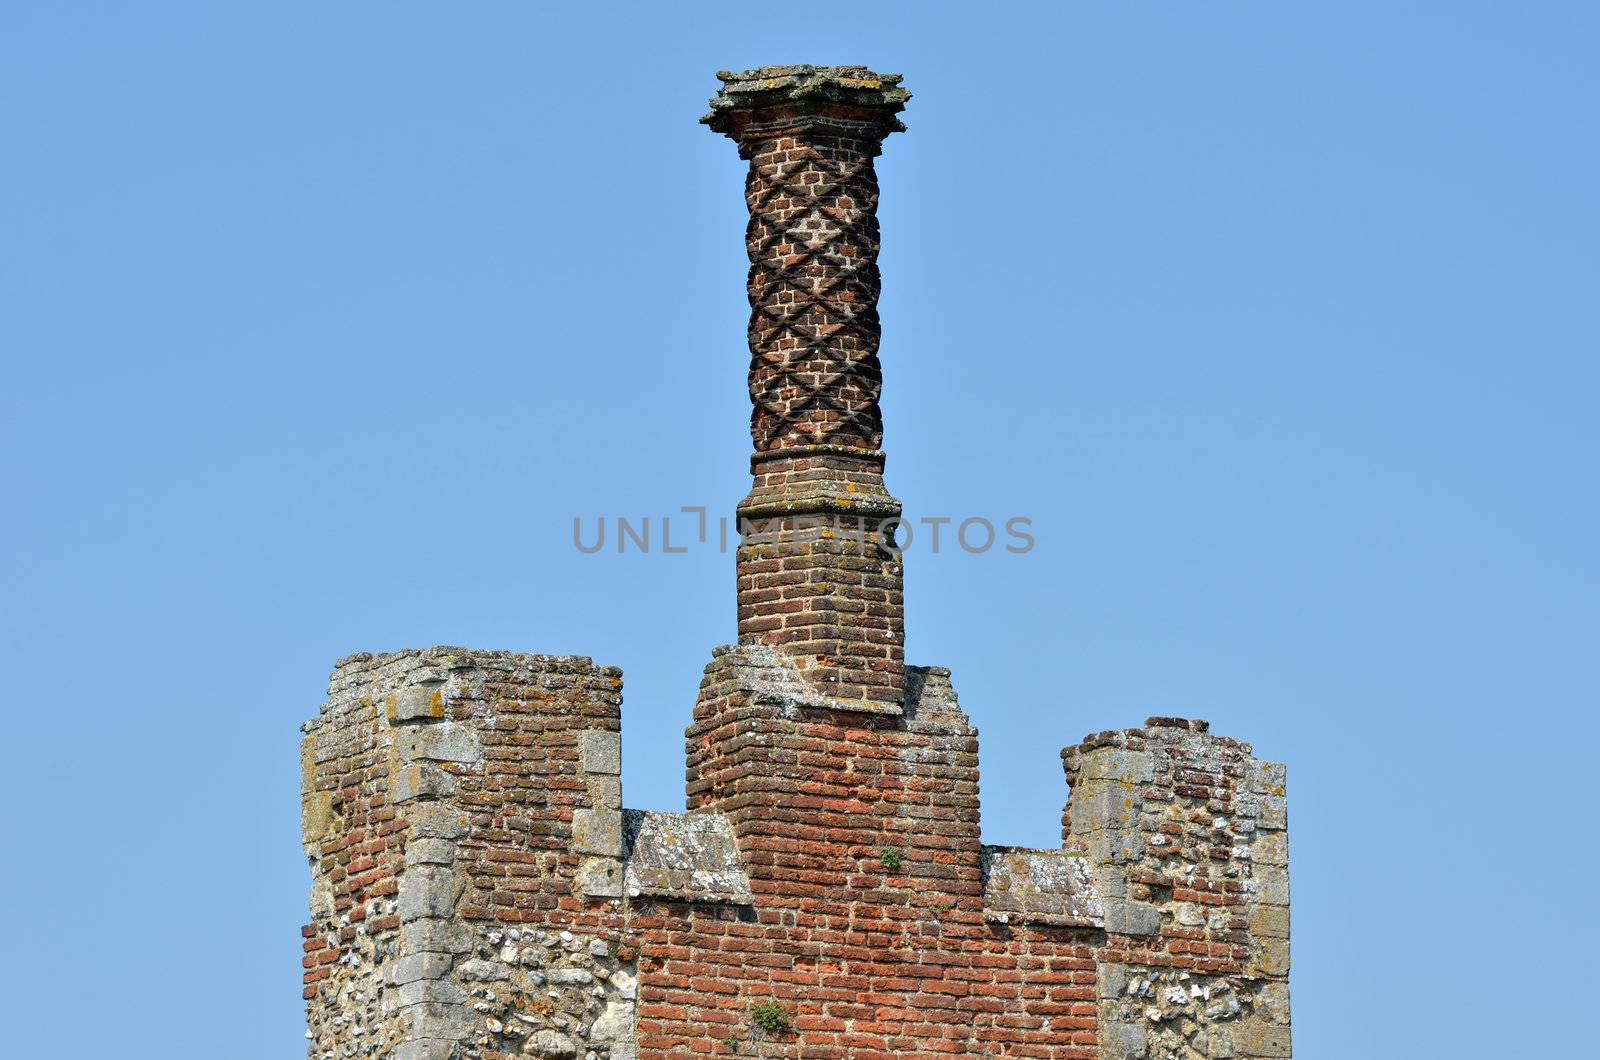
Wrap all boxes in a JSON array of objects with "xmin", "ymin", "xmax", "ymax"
[{"xmin": 301, "ymin": 65, "xmax": 1290, "ymax": 1059}]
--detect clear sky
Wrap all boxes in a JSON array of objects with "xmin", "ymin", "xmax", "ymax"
[{"xmin": 3, "ymin": 3, "xmax": 1595, "ymax": 1056}]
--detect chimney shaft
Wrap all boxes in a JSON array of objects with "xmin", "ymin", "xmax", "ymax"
[{"xmin": 705, "ymin": 66, "xmax": 912, "ymax": 710}]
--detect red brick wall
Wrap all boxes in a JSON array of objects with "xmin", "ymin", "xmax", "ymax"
[
  {"xmin": 656, "ymin": 649, "xmax": 1101, "ymax": 1057},
  {"xmin": 303, "ymin": 650, "xmax": 1289, "ymax": 1058}
]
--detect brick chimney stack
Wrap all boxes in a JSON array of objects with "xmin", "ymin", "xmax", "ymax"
[
  {"xmin": 301, "ymin": 69, "xmax": 1293, "ymax": 1059},
  {"xmin": 703, "ymin": 65, "xmax": 911, "ymax": 711}
]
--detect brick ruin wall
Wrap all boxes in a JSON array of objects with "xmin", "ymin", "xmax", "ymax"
[
  {"xmin": 301, "ymin": 646, "xmax": 1289, "ymax": 1059},
  {"xmin": 301, "ymin": 66, "xmax": 1291, "ymax": 1059},
  {"xmin": 300, "ymin": 649, "xmax": 635, "ymax": 1060}
]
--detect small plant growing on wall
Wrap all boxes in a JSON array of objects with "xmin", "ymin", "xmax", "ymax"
[
  {"xmin": 750, "ymin": 1000, "xmax": 793, "ymax": 1036},
  {"xmin": 879, "ymin": 846, "xmax": 903, "ymax": 871}
]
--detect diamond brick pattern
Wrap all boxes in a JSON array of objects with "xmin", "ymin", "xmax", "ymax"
[{"xmin": 742, "ymin": 135, "xmax": 885, "ymax": 451}]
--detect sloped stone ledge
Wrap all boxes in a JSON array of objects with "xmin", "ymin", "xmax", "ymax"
[
  {"xmin": 981, "ymin": 846, "xmax": 1104, "ymax": 928},
  {"xmin": 622, "ymin": 810, "xmax": 754, "ymax": 905}
]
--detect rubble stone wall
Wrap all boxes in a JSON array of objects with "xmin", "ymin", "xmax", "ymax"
[
  {"xmin": 1064, "ymin": 719, "xmax": 1291, "ymax": 1059},
  {"xmin": 301, "ymin": 648, "xmax": 638, "ymax": 1060}
]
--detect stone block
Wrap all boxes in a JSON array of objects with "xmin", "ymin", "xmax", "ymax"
[
  {"xmin": 401, "ymin": 917, "xmax": 473, "ymax": 955},
  {"xmin": 1074, "ymin": 748, "xmax": 1155, "ymax": 784},
  {"xmin": 405, "ymin": 837, "xmax": 456, "ymax": 866},
  {"xmin": 577, "ymin": 856, "xmax": 624, "ymax": 898},
  {"xmin": 981, "ymin": 847, "xmax": 1103, "ymax": 927},
  {"xmin": 397, "ymin": 866, "xmax": 462, "ymax": 922},
  {"xmin": 389, "ymin": 685, "xmax": 446, "ymax": 723},
  {"xmin": 1251, "ymin": 761, "xmax": 1287, "ymax": 795},
  {"xmin": 1102, "ymin": 898, "xmax": 1161, "ymax": 937},
  {"xmin": 1098, "ymin": 963, "xmax": 1130, "ymax": 999},
  {"xmin": 1102, "ymin": 1021, "xmax": 1148, "ymax": 1060},
  {"xmin": 623, "ymin": 809, "xmax": 755, "ymax": 904},
  {"xmin": 1234, "ymin": 1021, "xmax": 1292, "ymax": 1057},
  {"xmin": 1070, "ymin": 779, "xmax": 1141, "ymax": 833},
  {"xmin": 387, "ymin": 953, "xmax": 454, "ymax": 985},
  {"xmin": 1249, "ymin": 903, "xmax": 1290, "ymax": 939},
  {"xmin": 392, "ymin": 763, "xmax": 455, "ymax": 803},
  {"xmin": 1250, "ymin": 867, "xmax": 1290, "ymax": 906},
  {"xmin": 572, "ymin": 808, "xmax": 623, "ymax": 857},
  {"xmin": 1088, "ymin": 862, "xmax": 1130, "ymax": 899},
  {"xmin": 1252, "ymin": 830, "xmax": 1288, "ymax": 867},
  {"xmin": 1248, "ymin": 937, "xmax": 1291, "ymax": 977},
  {"xmin": 395, "ymin": 722, "xmax": 481, "ymax": 765},
  {"xmin": 392, "ymin": 1041, "xmax": 454, "ymax": 1060},
  {"xmin": 1086, "ymin": 829, "xmax": 1146, "ymax": 867},
  {"xmin": 301, "ymin": 788, "xmax": 335, "ymax": 847},
  {"xmin": 392, "ymin": 979, "xmax": 468, "ymax": 1007},
  {"xmin": 1255, "ymin": 980, "xmax": 1291, "ymax": 1024},
  {"xmin": 411, "ymin": 806, "xmax": 469, "ymax": 839},
  {"xmin": 399, "ymin": 1002, "xmax": 473, "ymax": 1041},
  {"xmin": 579, "ymin": 730, "xmax": 622, "ymax": 774},
  {"xmin": 587, "ymin": 774, "xmax": 622, "ymax": 811}
]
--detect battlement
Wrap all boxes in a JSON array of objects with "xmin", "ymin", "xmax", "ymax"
[
  {"xmin": 300, "ymin": 65, "xmax": 1290, "ymax": 1059},
  {"xmin": 302, "ymin": 650, "xmax": 1288, "ymax": 1059}
]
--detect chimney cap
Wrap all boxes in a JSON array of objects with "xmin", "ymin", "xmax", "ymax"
[{"xmin": 702, "ymin": 65, "xmax": 911, "ymax": 134}]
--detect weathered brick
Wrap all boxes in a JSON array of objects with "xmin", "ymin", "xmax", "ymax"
[{"xmin": 299, "ymin": 65, "xmax": 1291, "ymax": 1060}]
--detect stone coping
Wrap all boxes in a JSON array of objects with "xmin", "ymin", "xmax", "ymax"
[
  {"xmin": 703, "ymin": 65, "xmax": 911, "ymax": 131},
  {"xmin": 623, "ymin": 810, "xmax": 754, "ymax": 905},
  {"xmin": 981, "ymin": 846, "xmax": 1104, "ymax": 928}
]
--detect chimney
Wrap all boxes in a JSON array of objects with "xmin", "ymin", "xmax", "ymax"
[{"xmin": 703, "ymin": 66, "xmax": 911, "ymax": 711}]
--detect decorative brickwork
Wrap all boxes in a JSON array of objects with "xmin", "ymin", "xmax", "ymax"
[
  {"xmin": 301, "ymin": 65, "xmax": 1291, "ymax": 1059},
  {"xmin": 703, "ymin": 65, "xmax": 908, "ymax": 454},
  {"xmin": 705, "ymin": 66, "xmax": 912, "ymax": 709}
]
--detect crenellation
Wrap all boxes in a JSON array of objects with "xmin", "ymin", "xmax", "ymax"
[
  {"xmin": 1064, "ymin": 718, "xmax": 1290, "ymax": 1058},
  {"xmin": 301, "ymin": 64, "xmax": 1290, "ymax": 1058}
]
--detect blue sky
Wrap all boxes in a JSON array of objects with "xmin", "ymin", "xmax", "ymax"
[{"xmin": 3, "ymin": 3, "xmax": 1595, "ymax": 1056}]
